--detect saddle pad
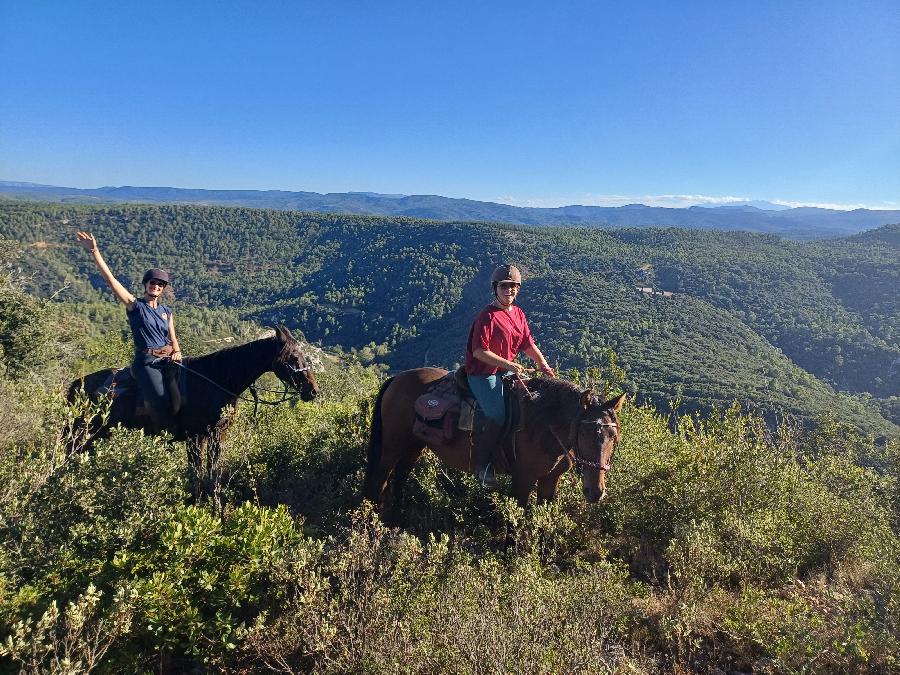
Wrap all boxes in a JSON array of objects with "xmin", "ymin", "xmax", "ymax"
[{"xmin": 411, "ymin": 372, "xmax": 470, "ymax": 446}]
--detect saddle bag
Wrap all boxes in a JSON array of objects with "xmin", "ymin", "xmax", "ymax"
[{"xmin": 412, "ymin": 391, "xmax": 461, "ymax": 446}]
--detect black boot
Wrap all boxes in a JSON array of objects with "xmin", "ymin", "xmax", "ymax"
[{"xmin": 473, "ymin": 419, "xmax": 503, "ymax": 490}]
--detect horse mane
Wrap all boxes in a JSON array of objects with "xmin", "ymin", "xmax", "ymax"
[
  {"xmin": 523, "ymin": 377, "xmax": 586, "ymax": 426},
  {"xmin": 182, "ymin": 336, "xmax": 280, "ymax": 393},
  {"xmin": 184, "ymin": 335, "xmax": 277, "ymax": 366}
]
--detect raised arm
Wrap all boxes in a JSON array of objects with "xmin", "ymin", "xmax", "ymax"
[{"xmin": 75, "ymin": 231, "xmax": 136, "ymax": 309}]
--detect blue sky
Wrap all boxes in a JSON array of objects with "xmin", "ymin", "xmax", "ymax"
[{"xmin": 1, "ymin": 1, "xmax": 898, "ymax": 209}]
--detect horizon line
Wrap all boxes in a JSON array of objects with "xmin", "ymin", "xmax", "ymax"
[{"xmin": 1, "ymin": 179, "xmax": 897, "ymax": 212}]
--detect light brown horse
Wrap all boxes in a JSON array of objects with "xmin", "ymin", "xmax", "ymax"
[{"xmin": 363, "ymin": 367, "xmax": 625, "ymax": 518}]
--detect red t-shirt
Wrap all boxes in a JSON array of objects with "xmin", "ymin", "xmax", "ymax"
[{"xmin": 464, "ymin": 304, "xmax": 535, "ymax": 375}]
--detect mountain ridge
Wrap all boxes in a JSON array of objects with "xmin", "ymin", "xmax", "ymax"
[{"xmin": 2, "ymin": 181, "xmax": 897, "ymax": 240}]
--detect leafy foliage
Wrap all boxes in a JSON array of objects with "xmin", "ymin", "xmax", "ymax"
[
  {"xmin": 0, "ymin": 289, "xmax": 897, "ymax": 671},
  {"xmin": 1, "ymin": 204, "xmax": 899, "ymax": 672}
]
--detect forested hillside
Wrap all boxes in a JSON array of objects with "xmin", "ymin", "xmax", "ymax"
[
  {"xmin": 1, "ymin": 201, "xmax": 897, "ymax": 435},
  {"xmin": 2, "ymin": 246, "xmax": 899, "ymax": 672}
]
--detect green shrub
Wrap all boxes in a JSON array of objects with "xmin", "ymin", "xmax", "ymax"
[
  {"xmin": 121, "ymin": 503, "xmax": 321, "ymax": 667},
  {"xmin": 2, "ymin": 428, "xmax": 184, "ymax": 614}
]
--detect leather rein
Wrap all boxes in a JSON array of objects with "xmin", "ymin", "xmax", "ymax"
[
  {"xmin": 513, "ymin": 373, "xmax": 619, "ymax": 473},
  {"xmin": 174, "ymin": 360, "xmax": 311, "ymax": 416}
]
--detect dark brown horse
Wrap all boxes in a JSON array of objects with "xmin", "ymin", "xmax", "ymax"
[
  {"xmin": 363, "ymin": 367, "xmax": 625, "ymax": 518},
  {"xmin": 68, "ymin": 325, "xmax": 318, "ymax": 498}
]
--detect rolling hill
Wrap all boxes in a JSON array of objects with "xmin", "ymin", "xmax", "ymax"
[
  {"xmin": 2, "ymin": 181, "xmax": 898, "ymax": 240},
  {"xmin": 1, "ymin": 201, "xmax": 897, "ymax": 436}
]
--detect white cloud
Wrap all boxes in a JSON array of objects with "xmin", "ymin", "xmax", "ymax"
[
  {"xmin": 494, "ymin": 194, "xmax": 898, "ymax": 210},
  {"xmin": 769, "ymin": 199, "xmax": 899, "ymax": 211},
  {"xmin": 494, "ymin": 193, "xmax": 750, "ymax": 208}
]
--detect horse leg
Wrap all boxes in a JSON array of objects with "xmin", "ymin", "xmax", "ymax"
[
  {"xmin": 187, "ymin": 435, "xmax": 206, "ymax": 503},
  {"xmin": 511, "ymin": 471, "xmax": 537, "ymax": 509},
  {"xmin": 535, "ymin": 474, "xmax": 563, "ymax": 505},
  {"xmin": 363, "ymin": 462, "xmax": 390, "ymax": 506},
  {"xmin": 206, "ymin": 435, "xmax": 223, "ymax": 507},
  {"xmin": 388, "ymin": 446, "xmax": 425, "ymax": 524}
]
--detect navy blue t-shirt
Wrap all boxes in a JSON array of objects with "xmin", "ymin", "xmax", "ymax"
[{"xmin": 127, "ymin": 299, "xmax": 172, "ymax": 350}]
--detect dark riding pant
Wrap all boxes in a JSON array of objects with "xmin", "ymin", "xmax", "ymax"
[{"xmin": 132, "ymin": 353, "xmax": 175, "ymax": 429}]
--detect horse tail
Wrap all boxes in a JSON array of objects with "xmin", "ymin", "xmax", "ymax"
[{"xmin": 363, "ymin": 376, "xmax": 394, "ymax": 501}]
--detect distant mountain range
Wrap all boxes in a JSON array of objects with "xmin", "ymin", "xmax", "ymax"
[{"xmin": 1, "ymin": 181, "xmax": 897, "ymax": 240}]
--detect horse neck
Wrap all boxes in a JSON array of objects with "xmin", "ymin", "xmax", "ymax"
[
  {"xmin": 526, "ymin": 381, "xmax": 583, "ymax": 453},
  {"xmin": 192, "ymin": 338, "xmax": 279, "ymax": 403}
]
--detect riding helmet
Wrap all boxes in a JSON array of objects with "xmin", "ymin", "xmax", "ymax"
[
  {"xmin": 490, "ymin": 264, "xmax": 522, "ymax": 286},
  {"xmin": 142, "ymin": 268, "xmax": 170, "ymax": 285}
]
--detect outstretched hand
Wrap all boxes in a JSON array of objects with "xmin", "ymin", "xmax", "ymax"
[{"xmin": 75, "ymin": 231, "xmax": 97, "ymax": 252}]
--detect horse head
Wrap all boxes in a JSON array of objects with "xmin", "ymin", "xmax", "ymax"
[
  {"xmin": 572, "ymin": 391, "xmax": 625, "ymax": 503},
  {"xmin": 272, "ymin": 325, "xmax": 319, "ymax": 401}
]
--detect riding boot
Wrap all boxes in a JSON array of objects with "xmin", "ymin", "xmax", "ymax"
[{"xmin": 473, "ymin": 419, "xmax": 503, "ymax": 490}]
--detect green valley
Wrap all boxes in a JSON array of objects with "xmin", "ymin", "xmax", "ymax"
[{"xmin": 1, "ymin": 201, "xmax": 897, "ymax": 436}]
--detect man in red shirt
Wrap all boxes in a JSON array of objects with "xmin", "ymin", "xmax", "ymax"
[{"xmin": 464, "ymin": 264, "xmax": 555, "ymax": 488}]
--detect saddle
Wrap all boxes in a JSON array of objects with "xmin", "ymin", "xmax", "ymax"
[
  {"xmin": 412, "ymin": 367, "xmax": 524, "ymax": 454},
  {"xmin": 97, "ymin": 362, "xmax": 185, "ymax": 417}
]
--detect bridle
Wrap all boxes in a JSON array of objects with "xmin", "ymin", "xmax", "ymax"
[
  {"xmin": 274, "ymin": 358, "xmax": 314, "ymax": 395},
  {"xmin": 512, "ymin": 372, "xmax": 619, "ymax": 473},
  {"xmin": 174, "ymin": 351, "xmax": 314, "ymax": 417},
  {"xmin": 550, "ymin": 408, "xmax": 619, "ymax": 472}
]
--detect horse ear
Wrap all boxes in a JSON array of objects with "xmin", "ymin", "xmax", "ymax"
[
  {"xmin": 580, "ymin": 389, "xmax": 593, "ymax": 409},
  {"xmin": 604, "ymin": 393, "xmax": 627, "ymax": 413},
  {"xmin": 275, "ymin": 324, "xmax": 295, "ymax": 342}
]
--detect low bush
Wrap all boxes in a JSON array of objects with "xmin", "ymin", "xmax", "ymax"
[{"xmin": 1, "ymin": 357, "xmax": 898, "ymax": 673}]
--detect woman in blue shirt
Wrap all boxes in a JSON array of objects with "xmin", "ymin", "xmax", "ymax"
[{"xmin": 76, "ymin": 231, "xmax": 183, "ymax": 432}]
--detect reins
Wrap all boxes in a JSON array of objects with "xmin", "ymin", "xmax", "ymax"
[
  {"xmin": 174, "ymin": 360, "xmax": 308, "ymax": 417},
  {"xmin": 509, "ymin": 372, "xmax": 619, "ymax": 473}
]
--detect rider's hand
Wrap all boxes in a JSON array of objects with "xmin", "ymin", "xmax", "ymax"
[
  {"xmin": 539, "ymin": 363, "xmax": 556, "ymax": 378},
  {"xmin": 510, "ymin": 361, "xmax": 526, "ymax": 375},
  {"xmin": 75, "ymin": 231, "xmax": 97, "ymax": 252},
  {"xmin": 172, "ymin": 350, "xmax": 183, "ymax": 363}
]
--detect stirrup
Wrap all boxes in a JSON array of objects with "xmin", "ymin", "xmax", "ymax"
[{"xmin": 476, "ymin": 464, "xmax": 498, "ymax": 490}]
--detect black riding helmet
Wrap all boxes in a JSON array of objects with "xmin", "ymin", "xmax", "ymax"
[{"xmin": 142, "ymin": 268, "xmax": 170, "ymax": 286}]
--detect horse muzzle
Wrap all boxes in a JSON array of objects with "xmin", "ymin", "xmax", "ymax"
[
  {"xmin": 300, "ymin": 381, "xmax": 319, "ymax": 401},
  {"xmin": 582, "ymin": 486, "xmax": 608, "ymax": 503}
]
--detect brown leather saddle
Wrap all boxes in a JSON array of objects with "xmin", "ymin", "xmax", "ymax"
[{"xmin": 412, "ymin": 367, "xmax": 524, "ymax": 460}]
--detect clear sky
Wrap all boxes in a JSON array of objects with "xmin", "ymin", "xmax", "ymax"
[{"xmin": 1, "ymin": 1, "xmax": 898, "ymax": 209}]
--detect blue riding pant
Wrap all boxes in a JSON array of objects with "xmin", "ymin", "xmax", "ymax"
[
  {"xmin": 467, "ymin": 373, "xmax": 507, "ymax": 426},
  {"xmin": 132, "ymin": 352, "xmax": 170, "ymax": 418}
]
